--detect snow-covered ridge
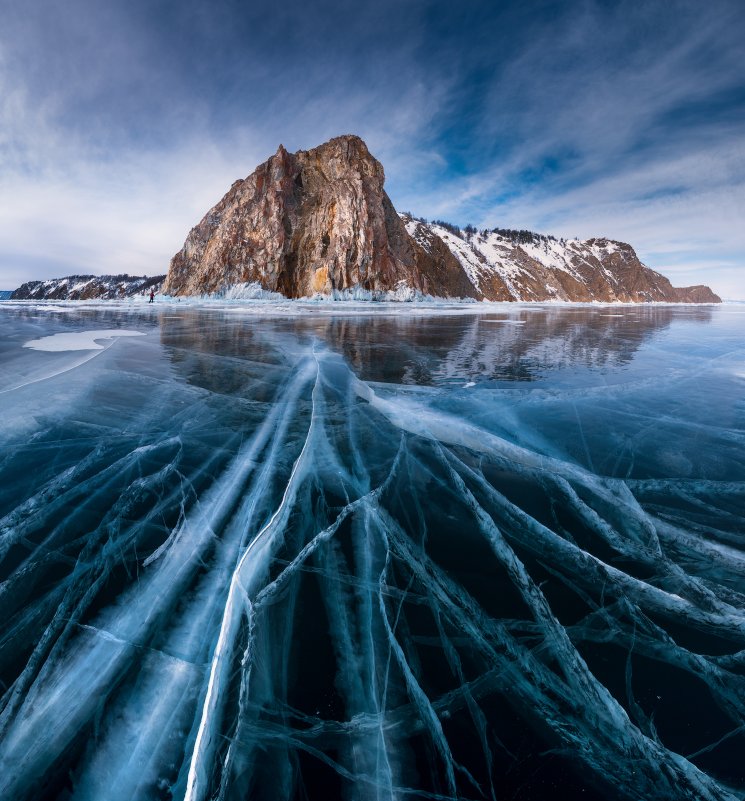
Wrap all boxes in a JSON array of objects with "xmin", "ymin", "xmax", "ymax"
[
  {"xmin": 12, "ymin": 274, "xmax": 165, "ymax": 301},
  {"xmin": 403, "ymin": 215, "xmax": 720, "ymax": 303}
]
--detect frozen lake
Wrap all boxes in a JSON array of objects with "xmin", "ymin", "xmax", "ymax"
[{"xmin": 0, "ymin": 301, "xmax": 743, "ymax": 801}]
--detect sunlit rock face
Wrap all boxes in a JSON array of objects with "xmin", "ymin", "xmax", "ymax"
[
  {"xmin": 163, "ymin": 135, "xmax": 479, "ymax": 300},
  {"xmin": 0, "ymin": 303, "xmax": 743, "ymax": 801}
]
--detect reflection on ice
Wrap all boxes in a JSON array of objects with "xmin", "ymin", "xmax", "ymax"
[{"xmin": 0, "ymin": 303, "xmax": 743, "ymax": 801}]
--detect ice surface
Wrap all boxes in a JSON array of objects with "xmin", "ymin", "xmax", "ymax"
[{"xmin": 0, "ymin": 302, "xmax": 743, "ymax": 801}]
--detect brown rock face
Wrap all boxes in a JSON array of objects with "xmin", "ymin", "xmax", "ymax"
[
  {"xmin": 163, "ymin": 135, "xmax": 478, "ymax": 299},
  {"xmin": 567, "ymin": 239, "xmax": 721, "ymax": 303},
  {"xmin": 670, "ymin": 284, "xmax": 722, "ymax": 303}
]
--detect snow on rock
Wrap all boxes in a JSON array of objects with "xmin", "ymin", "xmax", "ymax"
[
  {"xmin": 11, "ymin": 274, "xmax": 165, "ymax": 301},
  {"xmin": 402, "ymin": 217, "xmax": 721, "ymax": 303}
]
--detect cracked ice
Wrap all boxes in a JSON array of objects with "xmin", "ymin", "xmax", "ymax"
[{"xmin": 0, "ymin": 302, "xmax": 744, "ymax": 801}]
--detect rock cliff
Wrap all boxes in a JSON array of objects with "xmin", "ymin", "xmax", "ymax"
[
  {"xmin": 163, "ymin": 135, "xmax": 477, "ymax": 300},
  {"xmin": 163, "ymin": 135, "xmax": 720, "ymax": 303}
]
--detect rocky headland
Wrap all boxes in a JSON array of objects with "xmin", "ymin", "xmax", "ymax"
[{"xmin": 162, "ymin": 135, "xmax": 720, "ymax": 303}]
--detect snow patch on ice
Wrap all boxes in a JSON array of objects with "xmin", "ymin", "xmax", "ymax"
[{"xmin": 23, "ymin": 329, "xmax": 145, "ymax": 352}]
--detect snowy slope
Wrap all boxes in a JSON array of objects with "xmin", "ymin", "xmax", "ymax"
[
  {"xmin": 11, "ymin": 274, "xmax": 166, "ymax": 300},
  {"xmin": 403, "ymin": 216, "xmax": 719, "ymax": 303}
]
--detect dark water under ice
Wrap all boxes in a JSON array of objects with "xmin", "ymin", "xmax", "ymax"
[{"xmin": 0, "ymin": 302, "xmax": 744, "ymax": 801}]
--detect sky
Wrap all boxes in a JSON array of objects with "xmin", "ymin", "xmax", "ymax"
[{"xmin": 1, "ymin": 0, "xmax": 744, "ymax": 298}]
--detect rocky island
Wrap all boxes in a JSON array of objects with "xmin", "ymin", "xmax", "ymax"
[{"xmin": 163, "ymin": 134, "xmax": 720, "ymax": 303}]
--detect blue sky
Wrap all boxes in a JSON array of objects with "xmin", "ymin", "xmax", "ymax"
[{"xmin": 1, "ymin": 0, "xmax": 744, "ymax": 297}]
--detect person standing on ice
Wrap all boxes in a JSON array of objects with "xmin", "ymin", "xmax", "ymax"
[{"xmin": 149, "ymin": 289, "xmax": 155, "ymax": 303}]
